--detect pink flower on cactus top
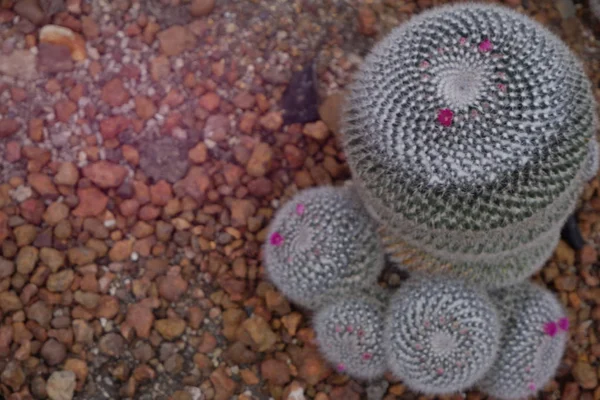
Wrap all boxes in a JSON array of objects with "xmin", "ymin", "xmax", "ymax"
[
  {"xmin": 558, "ymin": 317, "xmax": 569, "ymax": 331},
  {"xmin": 438, "ymin": 109, "xmax": 454, "ymax": 126},
  {"xmin": 543, "ymin": 321, "xmax": 557, "ymax": 337},
  {"xmin": 270, "ymin": 232, "xmax": 284, "ymax": 246},
  {"xmin": 478, "ymin": 38, "xmax": 493, "ymax": 52}
]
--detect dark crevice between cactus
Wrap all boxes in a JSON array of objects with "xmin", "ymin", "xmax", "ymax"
[{"xmin": 560, "ymin": 213, "xmax": 585, "ymax": 250}]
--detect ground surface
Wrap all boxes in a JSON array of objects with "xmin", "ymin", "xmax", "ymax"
[{"xmin": 0, "ymin": 0, "xmax": 599, "ymax": 399}]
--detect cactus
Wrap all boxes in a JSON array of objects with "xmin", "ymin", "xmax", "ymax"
[
  {"xmin": 477, "ymin": 282, "xmax": 569, "ymax": 399},
  {"xmin": 314, "ymin": 292, "xmax": 388, "ymax": 380},
  {"xmin": 263, "ymin": 186, "xmax": 385, "ymax": 310},
  {"xmin": 582, "ymin": 138, "xmax": 599, "ymax": 182},
  {"xmin": 342, "ymin": 3, "xmax": 597, "ymax": 287},
  {"xmin": 384, "ymin": 276, "xmax": 500, "ymax": 395}
]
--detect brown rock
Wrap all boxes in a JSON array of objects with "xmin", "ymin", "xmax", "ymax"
[
  {"xmin": 0, "ymin": 257, "xmax": 15, "ymax": 278},
  {"xmin": 14, "ymin": 225, "xmax": 37, "ymax": 247},
  {"xmin": 73, "ymin": 187, "xmax": 108, "ymax": 217},
  {"xmin": 1, "ymin": 361, "xmax": 25, "ymax": 391},
  {"xmin": 13, "ymin": 0, "xmax": 45, "ymax": 25},
  {"xmin": 150, "ymin": 55, "xmax": 171, "ymax": 81},
  {"xmin": 38, "ymin": 42, "xmax": 74, "ymax": 73},
  {"xmin": 261, "ymin": 359, "xmax": 291, "ymax": 385},
  {"xmin": 0, "ymin": 119, "xmax": 21, "ymax": 138},
  {"xmin": 562, "ymin": 382, "xmax": 580, "ymax": 400},
  {"xmin": 46, "ymin": 370, "xmax": 76, "ymax": 400},
  {"xmin": 96, "ymin": 296, "xmax": 120, "ymax": 319},
  {"xmin": 259, "ymin": 112, "xmax": 283, "ymax": 132},
  {"xmin": 47, "ymin": 270, "xmax": 74, "ymax": 292},
  {"xmin": 204, "ymin": 114, "xmax": 230, "ymax": 142},
  {"xmin": 40, "ymin": 25, "xmax": 87, "ymax": 61},
  {"xmin": 28, "ymin": 172, "xmax": 59, "ymax": 197},
  {"xmin": 83, "ymin": 161, "xmax": 128, "ymax": 189},
  {"xmin": 572, "ymin": 362, "xmax": 597, "ymax": 389},
  {"xmin": 54, "ymin": 162, "xmax": 79, "ymax": 186},
  {"xmin": 555, "ymin": 241, "xmax": 575, "ymax": 265},
  {"xmin": 358, "ymin": 6, "xmax": 377, "ymax": 36},
  {"xmin": 555, "ymin": 275, "xmax": 578, "ymax": 292},
  {"xmin": 74, "ymin": 291, "xmax": 100, "ymax": 309},
  {"xmin": 189, "ymin": 142, "xmax": 208, "ymax": 164},
  {"xmin": 40, "ymin": 248, "xmax": 65, "ymax": 272},
  {"xmin": 230, "ymin": 199, "xmax": 256, "ymax": 227},
  {"xmin": 157, "ymin": 25, "xmax": 196, "ymax": 56},
  {"xmin": 55, "ymin": 99, "xmax": 78, "ymax": 122},
  {"xmin": 189, "ymin": 0, "xmax": 215, "ymax": 16},
  {"xmin": 64, "ymin": 358, "xmax": 88, "ymax": 387},
  {"xmin": 222, "ymin": 309, "xmax": 246, "ymax": 341},
  {"xmin": 99, "ymin": 115, "xmax": 130, "ymax": 140},
  {"xmin": 99, "ymin": 333, "xmax": 126, "ymax": 357},
  {"xmin": 198, "ymin": 92, "xmax": 220, "ymax": 112},
  {"xmin": 248, "ymin": 177, "xmax": 273, "ymax": 197},
  {"xmin": 579, "ymin": 245, "xmax": 598, "ymax": 265},
  {"xmin": 303, "ymin": 121, "xmax": 330, "ymax": 141},
  {"xmin": 246, "ymin": 143, "xmax": 273, "ymax": 177},
  {"xmin": 318, "ymin": 92, "xmax": 345, "ymax": 137},
  {"xmin": 44, "ymin": 202, "xmax": 70, "ymax": 225},
  {"xmin": 67, "ymin": 247, "xmax": 97, "ymax": 266},
  {"xmin": 126, "ymin": 303, "xmax": 154, "ymax": 338},
  {"xmin": 158, "ymin": 274, "xmax": 188, "ymax": 302},
  {"xmin": 109, "ymin": 240, "xmax": 134, "ymax": 262},
  {"xmin": 0, "ymin": 211, "xmax": 8, "ymax": 245},
  {"xmin": 101, "ymin": 78, "xmax": 130, "ymax": 107},
  {"xmin": 73, "ymin": 320, "xmax": 94, "ymax": 344},
  {"xmin": 210, "ymin": 367, "xmax": 237, "ymax": 400},
  {"xmin": 133, "ymin": 364, "xmax": 156, "ymax": 382},
  {"xmin": 41, "ymin": 339, "xmax": 67, "ymax": 366},
  {"xmin": 0, "ymin": 291, "xmax": 23, "ymax": 312},
  {"xmin": 150, "ymin": 180, "xmax": 173, "ymax": 206},
  {"xmin": 239, "ymin": 315, "xmax": 278, "ymax": 352},
  {"xmin": 155, "ymin": 318, "xmax": 186, "ymax": 340},
  {"xmin": 265, "ymin": 290, "xmax": 291, "ymax": 315},
  {"xmin": 135, "ymin": 96, "xmax": 157, "ymax": 120},
  {"xmin": 27, "ymin": 300, "xmax": 52, "ymax": 327}
]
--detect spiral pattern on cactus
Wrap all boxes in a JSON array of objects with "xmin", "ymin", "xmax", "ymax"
[
  {"xmin": 384, "ymin": 276, "xmax": 500, "ymax": 394},
  {"xmin": 263, "ymin": 186, "xmax": 385, "ymax": 310},
  {"xmin": 477, "ymin": 282, "xmax": 569, "ymax": 399},
  {"xmin": 314, "ymin": 292, "xmax": 388, "ymax": 380}
]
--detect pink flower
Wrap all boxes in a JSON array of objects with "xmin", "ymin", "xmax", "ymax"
[
  {"xmin": 528, "ymin": 383, "xmax": 537, "ymax": 392},
  {"xmin": 336, "ymin": 363, "xmax": 346, "ymax": 373},
  {"xmin": 558, "ymin": 317, "xmax": 569, "ymax": 331},
  {"xmin": 296, "ymin": 203, "xmax": 305, "ymax": 215},
  {"xmin": 436, "ymin": 368, "xmax": 444, "ymax": 375},
  {"xmin": 543, "ymin": 321, "xmax": 557, "ymax": 337},
  {"xmin": 497, "ymin": 83, "xmax": 506, "ymax": 92},
  {"xmin": 459, "ymin": 37, "xmax": 467, "ymax": 45},
  {"xmin": 478, "ymin": 38, "xmax": 493, "ymax": 52},
  {"xmin": 270, "ymin": 232, "xmax": 284, "ymax": 246},
  {"xmin": 438, "ymin": 109, "xmax": 454, "ymax": 127},
  {"xmin": 362, "ymin": 353, "xmax": 372, "ymax": 361}
]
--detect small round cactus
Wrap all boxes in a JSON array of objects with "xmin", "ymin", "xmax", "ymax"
[
  {"xmin": 263, "ymin": 186, "xmax": 385, "ymax": 310},
  {"xmin": 384, "ymin": 276, "xmax": 500, "ymax": 395},
  {"xmin": 477, "ymin": 282, "xmax": 569, "ymax": 399},
  {"xmin": 314, "ymin": 292, "xmax": 388, "ymax": 380},
  {"xmin": 342, "ymin": 2, "xmax": 597, "ymax": 285}
]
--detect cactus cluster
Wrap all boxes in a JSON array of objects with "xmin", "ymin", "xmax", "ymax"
[
  {"xmin": 477, "ymin": 282, "xmax": 569, "ymax": 399},
  {"xmin": 384, "ymin": 277, "xmax": 500, "ymax": 394},
  {"xmin": 261, "ymin": 3, "xmax": 585, "ymax": 398},
  {"xmin": 314, "ymin": 292, "xmax": 388, "ymax": 380},
  {"xmin": 263, "ymin": 185, "xmax": 385, "ymax": 310},
  {"xmin": 342, "ymin": 2, "xmax": 598, "ymax": 287}
]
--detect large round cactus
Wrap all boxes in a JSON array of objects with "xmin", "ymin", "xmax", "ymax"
[
  {"xmin": 263, "ymin": 186, "xmax": 385, "ymax": 310},
  {"xmin": 342, "ymin": 3, "xmax": 597, "ymax": 286},
  {"xmin": 477, "ymin": 282, "xmax": 569, "ymax": 399},
  {"xmin": 314, "ymin": 292, "xmax": 388, "ymax": 380},
  {"xmin": 383, "ymin": 276, "xmax": 500, "ymax": 394}
]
